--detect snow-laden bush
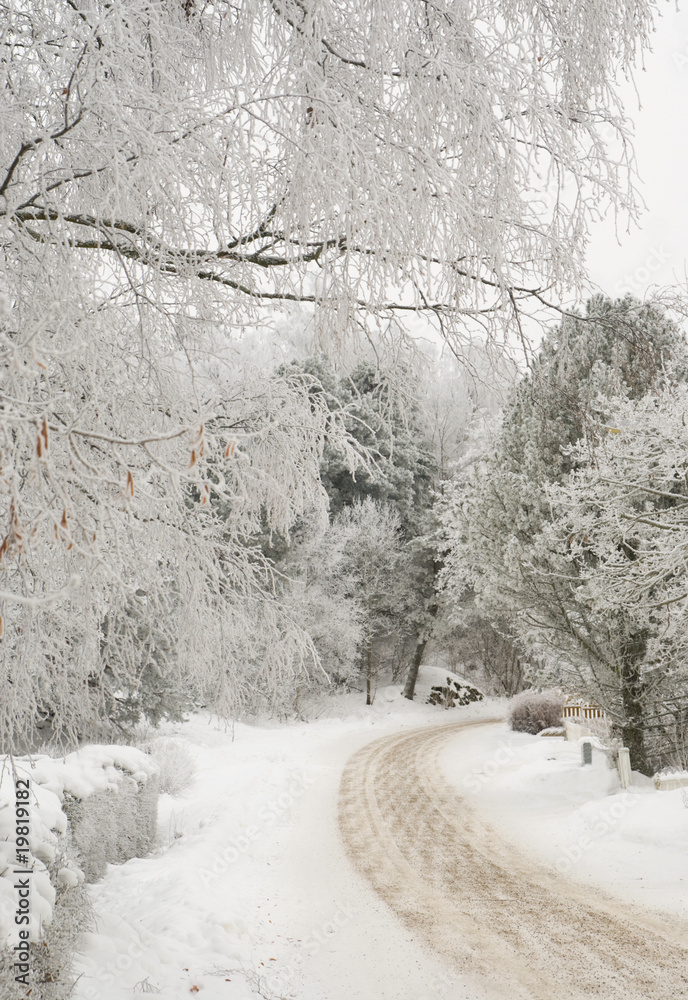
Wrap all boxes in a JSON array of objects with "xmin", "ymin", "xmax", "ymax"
[
  {"xmin": 56, "ymin": 747, "xmax": 159, "ymax": 882},
  {"xmin": 64, "ymin": 777, "xmax": 157, "ymax": 883},
  {"xmin": 0, "ymin": 857, "xmax": 90, "ymax": 1000},
  {"xmin": 0, "ymin": 759, "xmax": 89, "ymax": 999},
  {"xmin": 508, "ymin": 690, "xmax": 565, "ymax": 735},
  {"xmin": 0, "ymin": 745, "xmax": 159, "ymax": 996},
  {"xmin": 147, "ymin": 738, "xmax": 197, "ymax": 797},
  {"xmin": 23, "ymin": 850, "xmax": 91, "ymax": 1000}
]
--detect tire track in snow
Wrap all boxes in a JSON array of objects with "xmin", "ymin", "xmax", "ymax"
[{"xmin": 338, "ymin": 720, "xmax": 688, "ymax": 999}]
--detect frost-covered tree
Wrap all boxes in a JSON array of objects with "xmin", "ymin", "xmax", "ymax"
[
  {"xmin": 279, "ymin": 358, "xmax": 436, "ymax": 531},
  {"xmin": 0, "ymin": 358, "xmax": 355, "ymax": 747},
  {"xmin": 542, "ymin": 388, "xmax": 688, "ymax": 771},
  {"xmin": 330, "ymin": 499, "xmax": 410, "ymax": 704},
  {"xmin": 0, "ymin": 0, "xmax": 664, "ymax": 742},
  {"xmin": 277, "ymin": 507, "xmax": 366, "ymax": 695},
  {"xmin": 421, "ymin": 348, "xmax": 512, "ymax": 483},
  {"xmin": 276, "ymin": 356, "xmax": 442, "ymax": 697},
  {"xmin": 97, "ymin": 581, "xmax": 190, "ymax": 733},
  {"xmin": 274, "ymin": 494, "xmax": 415, "ymax": 704},
  {"xmin": 1, "ymin": 0, "xmax": 660, "ymax": 347},
  {"xmin": 500, "ymin": 296, "xmax": 686, "ymax": 483},
  {"xmin": 440, "ymin": 297, "xmax": 688, "ymax": 771}
]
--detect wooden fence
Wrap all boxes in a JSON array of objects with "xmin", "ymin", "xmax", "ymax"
[{"xmin": 562, "ymin": 699, "xmax": 606, "ymax": 721}]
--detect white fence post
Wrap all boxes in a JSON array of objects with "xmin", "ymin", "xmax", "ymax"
[{"xmin": 617, "ymin": 747, "xmax": 631, "ymax": 789}]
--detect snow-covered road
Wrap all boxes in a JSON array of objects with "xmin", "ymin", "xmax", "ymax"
[
  {"xmin": 339, "ymin": 720, "xmax": 688, "ymax": 1000},
  {"xmin": 71, "ymin": 678, "xmax": 688, "ymax": 1000},
  {"xmin": 73, "ymin": 684, "xmax": 497, "ymax": 1000}
]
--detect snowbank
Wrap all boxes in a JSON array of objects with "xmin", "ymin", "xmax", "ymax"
[
  {"xmin": 654, "ymin": 768, "xmax": 688, "ymax": 791},
  {"xmin": 71, "ymin": 670, "xmax": 501, "ymax": 1000},
  {"xmin": 0, "ymin": 745, "xmax": 159, "ymax": 949},
  {"xmin": 440, "ymin": 724, "xmax": 688, "ymax": 918},
  {"xmin": 0, "ymin": 762, "xmax": 62, "ymax": 947},
  {"xmin": 27, "ymin": 745, "xmax": 159, "ymax": 801}
]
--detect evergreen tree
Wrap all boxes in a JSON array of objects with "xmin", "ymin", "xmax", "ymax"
[
  {"xmin": 0, "ymin": 0, "xmax": 663, "ymax": 745},
  {"xmin": 276, "ymin": 357, "xmax": 441, "ymax": 699},
  {"xmin": 501, "ymin": 295, "xmax": 685, "ymax": 482},
  {"xmin": 441, "ymin": 296, "xmax": 688, "ymax": 772}
]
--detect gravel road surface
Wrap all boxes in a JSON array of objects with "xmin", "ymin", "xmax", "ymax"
[{"xmin": 338, "ymin": 720, "xmax": 688, "ymax": 999}]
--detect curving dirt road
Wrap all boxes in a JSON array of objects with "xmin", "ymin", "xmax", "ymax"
[{"xmin": 338, "ymin": 720, "xmax": 688, "ymax": 1000}]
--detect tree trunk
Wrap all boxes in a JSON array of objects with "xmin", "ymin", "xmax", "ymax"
[
  {"xmin": 619, "ymin": 633, "xmax": 650, "ymax": 775},
  {"xmin": 366, "ymin": 644, "xmax": 373, "ymax": 706},
  {"xmin": 403, "ymin": 638, "xmax": 427, "ymax": 701},
  {"xmin": 403, "ymin": 565, "xmax": 440, "ymax": 701}
]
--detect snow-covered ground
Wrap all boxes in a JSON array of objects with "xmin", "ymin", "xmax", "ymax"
[
  {"xmin": 440, "ymin": 723, "xmax": 688, "ymax": 920},
  {"xmin": 71, "ymin": 669, "xmax": 688, "ymax": 999},
  {"xmin": 73, "ymin": 667, "xmax": 496, "ymax": 1000},
  {"xmin": 0, "ymin": 744, "xmax": 158, "ymax": 949}
]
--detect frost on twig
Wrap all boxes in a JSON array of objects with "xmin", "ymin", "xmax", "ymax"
[{"xmin": 0, "ymin": 0, "xmax": 661, "ymax": 746}]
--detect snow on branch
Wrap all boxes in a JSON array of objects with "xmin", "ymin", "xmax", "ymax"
[{"xmin": 0, "ymin": 0, "xmax": 662, "ymax": 745}]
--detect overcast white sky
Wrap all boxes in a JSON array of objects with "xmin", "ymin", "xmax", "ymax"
[{"xmin": 585, "ymin": 2, "xmax": 688, "ymax": 300}]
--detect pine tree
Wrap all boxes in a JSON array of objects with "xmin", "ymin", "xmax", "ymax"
[{"xmin": 441, "ymin": 296, "xmax": 688, "ymax": 772}]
